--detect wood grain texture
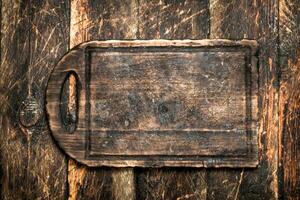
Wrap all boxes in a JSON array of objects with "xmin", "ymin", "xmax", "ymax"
[
  {"xmin": 0, "ymin": 1, "xmax": 31, "ymax": 199},
  {"xmin": 256, "ymin": 0, "xmax": 280, "ymax": 198},
  {"xmin": 279, "ymin": 0, "xmax": 300, "ymax": 199},
  {"xmin": 138, "ymin": 0, "xmax": 209, "ymax": 39},
  {"xmin": 210, "ymin": 0, "xmax": 259, "ymax": 39},
  {"xmin": 46, "ymin": 40, "xmax": 258, "ymax": 167},
  {"xmin": 1, "ymin": 0, "xmax": 70, "ymax": 199},
  {"xmin": 70, "ymin": 0, "xmax": 138, "ymax": 44},
  {"xmin": 279, "ymin": 0, "xmax": 300, "ymax": 56},
  {"xmin": 26, "ymin": 1, "xmax": 70, "ymax": 199},
  {"xmin": 208, "ymin": 2, "xmax": 259, "ymax": 199},
  {"xmin": 279, "ymin": 56, "xmax": 300, "ymax": 200},
  {"xmin": 136, "ymin": 168, "xmax": 207, "ymax": 200},
  {"xmin": 1, "ymin": 0, "xmax": 295, "ymax": 199},
  {"xmin": 209, "ymin": 0, "xmax": 280, "ymax": 199},
  {"xmin": 0, "ymin": 0, "xmax": 2, "ymax": 195},
  {"xmin": 136, "ymin": 1, "xmax": 210, "ymax": 199},
  {"xmin": 68, "ymin": 0, "xmax": 137, "ymax": 199}
]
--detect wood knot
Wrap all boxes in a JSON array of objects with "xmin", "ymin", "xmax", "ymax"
[{"xmin": 18, "ymin": 97, "xmax": 42, "ymax": 128}]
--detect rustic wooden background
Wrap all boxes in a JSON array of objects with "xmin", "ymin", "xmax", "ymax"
[{"xmin": 0, "ymin": 0, "xmax": 299, "ymax": 199}]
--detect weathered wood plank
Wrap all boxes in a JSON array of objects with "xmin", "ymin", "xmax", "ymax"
[
  {"xmin": 136, "ymin": 168, "xmax": 207, "ymax": 200},
  {"xmin": 138, "ymin": 0, "xmax": 209, "ymax": 39},
  {"xmin": 207, "ymin": 2, "xmax": 258, "ymax": 199},
  {"xmin": 279, "ymin": 0, "xmax": 300, "ymax": 199},
  {"xmin": 208, "ymin": 0, "xmax": 279, "ymax": 199},
  {"xmin": 0, "ymin": 8, "xmax": 1, "ymax": 198},
  {"xmin": 210, "ymin": 0, "xmax": 258, "ymax": 39},
  {"xmin": 255, "ymin": 0, "xmax": 280, "ymax": 198},
  {"xmin": 68, "ymin": 0, "xmax": 138, "ymax": 199},
  {"xmin": 279, "ymin": 0, "xmax": 300, "ymax": 56},
  {"xmin": 208, "ymin": 1, "xmax": 258, "ymax": 198},
  {"xmin": 70, "ymin": 0, "xmax": 138, "ymax": 45},
  {"xmin": 23, "ymin": 0, "xmax": 70, "ymax": 199},
  {"xmin": 0, "ymin": 1, "xmax": 30, "ymax": 199},
  {"xmin": 68, "ymin": 159, "xmax": 113, "ymax": 200},
  {"xmin": 279, "ymin": 56, "xmax": 300, "ymax": 200},
  {"xmin": 0, "ymin": 0, "xmax": 70, "ymax": 199},
  {"xmin": 136, "ymin": 0, "xmax": 209, "ymax": 199}
]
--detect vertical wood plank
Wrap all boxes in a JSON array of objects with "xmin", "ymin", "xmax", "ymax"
[
  {"xmin": 0, "ymin": 4, "xmax": 1, "ymax": 196},
  {"xmin": 26, "ymin": 0, "xmax": 70, "ymax": 199},
  {"xmin": 68, "ymin": 0, "xmax": 138, "ymax": 199},
  {"xmin": 70, "ymin": 0, "xmax": 138, "ymax": 45},
  {"xmin": 209, "ymin": 0, "xmax": 280, "ymax": 199},
  {"xmin": 0, "ymin": 1, "xmax": 30, "ymax": 199},
  {"xmin": 279, "ymin": 0, "xmax": 300, "ymax": 199},
  {"xmin": 1, "ymin": 0, "xmax": 70, "ymax": 199},
  {"xmin": 138, "ymin": 0, "xmax": 209, "ymax": 39},
  {"xmin": 136, "ymin": 0, "xmax": 209, "ymax": 199},
  {"xmin": 254, "ymin": 1, "xmax": 280, "ymax": 198},
  {"xmin": 137, "ymin": 169, "xmax": 207, "ymax": 200},
  {"xmin": 279, "ymin": 0, "xmax": 300, "ymax": 56},
  {"xmin": 0, "ymin": 0, "xmax": 2, "ymax": 194},
  {"xmin": 279, "ymin": 57, "xmax": 300, "ymax": 200},
  {"xmin": 209, "ymin": 0, "xmax": 258, "ymax": 39},
  {"xmin": 208, "ymin": 1, "xmax": 259, "ymax": 199},
  {"xmin": 68, "ymin": 2, "xmax": 113, "ymax": 198}
]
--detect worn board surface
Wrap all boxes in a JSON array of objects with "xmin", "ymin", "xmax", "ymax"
[{"xmin": 46, "ymin": 40, "xmax": 258, "ymax": 167}]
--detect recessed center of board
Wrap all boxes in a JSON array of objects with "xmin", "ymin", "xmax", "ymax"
[{"xmin": 89, "ymin": 50, "xmax": 246, "ymax": 131}]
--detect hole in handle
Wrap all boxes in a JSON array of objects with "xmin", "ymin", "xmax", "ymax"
[{"xmin": 60, "ymin": 71, "xmax": 80, "ymax": 133}]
